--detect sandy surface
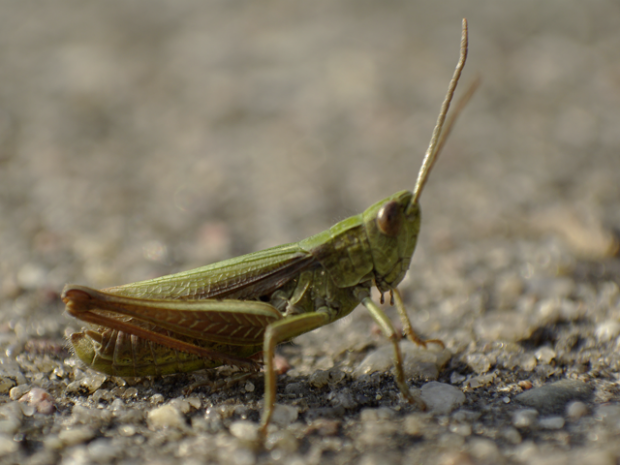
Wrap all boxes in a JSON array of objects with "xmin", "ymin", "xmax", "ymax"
[{"xmin": 1, "ymin": 1, "xmax": 620, "ymax": 464}]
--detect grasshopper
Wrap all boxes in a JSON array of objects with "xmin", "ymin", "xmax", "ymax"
[{"xmin": 63, "ymin": 20, "xmax": 473, "ymax": 434}]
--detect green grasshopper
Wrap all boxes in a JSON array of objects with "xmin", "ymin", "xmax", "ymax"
[{"xmin": 63, "ymin": 20, "xmax": 473, "ymax": 434}]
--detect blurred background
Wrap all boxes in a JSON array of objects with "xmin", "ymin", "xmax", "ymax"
[
  {"xmin": 0, "ymin": 0, "xmax": 619, "ymax": 360},
  {"xmin": 1, "ymin": 2, "xmax": 620, "ymax": 463}
]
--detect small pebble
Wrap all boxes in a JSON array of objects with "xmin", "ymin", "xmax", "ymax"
[
  {"xmin": 70, "ymin": 405, "xmax": 113, "ymax": 427},
  {"xmin": 360, "ymin": 407, "xmax": 396, "ymax": 422},
  {"xmin": 464, "ymin": 372, "xmax": 497, "ymax": 388},
  {"xmin": 449, "ymin": 422, "xmax": 472, "ymax": 436},
  {"xmin": 304, "ymin": 418, "xmax": 341, "ymax": 436},
  {"xmin": 357, "ymin": 419, "xmax": 399, "ymax": 447},
  {"xmin": 501, "ymin": 426, "xmax": 522, "ymax": 444},
  {"xmin": 468, "ymin": 438, "xmax": 501, "ymax": 463},
  {"xmin": 169, "ymin": 397, "xmax": 192, "ymax": 414},
  {"xmin": 19, "ymin": 387, "xmax": 55, "ymax": 414},
  {"xmin": 229, "ymin": 420, "xmax": 260, "ymax": 443},
  {"xmin": 66, "ymin": 373, "xmax": 107, "ymax": 394},
  {"xmin": 150, "ymin": 393, "xmax": 165, "ymax": 404},
  {"xmin": 519, "ymin": 354, "xmax": 537, "ymax": 372},
  {"xmin": 264, "ymin": 430, "xmax": 299, "ymax": 453},
  {"xmin": 147, "ymin": 404, "xmax": 186, "ymax": 430},
  {"xmin": 270, "ymin": 403, "xmax": 299, "ymax": 427},
  {"xmin": 452, "ymin": 410, "xmax": 481, "ymax": 422},
  {"xmin": 9, "ymin": 384, "xmax": 30, "ymax": 401},
  {"xmin": 309, "ymin": 370, "xmax": 330, "ymax": 389},
  {"xmin": 42, "ymin": 435, "xmax": 63, "ymax": 451},
  {"xmin": 536, "ymin": 299, "xmax": 562, "ymax": 325},
  {"xmin": 118, "ymin": 425, "xmax": 136, "ymax": 437},
  {"xmin": 450, "ymin": 372, "xmax": 466, "ymax": 384},
  {"xmin": 353, "ymin": 341, "xmax": 450, "ymax": 381},
  {"xmin": 87, "ymin": 438, "xmax": 119, "ymax": 463},
  {"xmin": 122, "ymin": 387, "xmax": 138, "ymax": 399},
  {"xmin": 420, "ymin": 382, "xmax": 465, "ymax": 414},
  {"xmin": 58, "ymin": 427, "xmax": 96, "ymax": 446},
  {"xmin": 534, "ymin": 347, "xmax": 556, "ymax": 364},
  {"xmin": 466, "ymin": 354, "xmax": 492, "ymax": 374},
  {"xmin": 0, "ymin": 375, "xmax": 19, "ymax": 395},
  {"xmin": 566, "ymin": 401, "xmax": 588, "ymax": 420},
  {"xmin": 403, "ymin": 414, "xmax": 425, "ymax": 436},
  {"xmin": 514, "ymin": 380, "xmax": 593, "ymax": 414},
  {"xmin": 512, "ymin": 409, "xmax": 539, "ymax": 429},
  {"xmin": 595, "ymin": 320, "xmax": 620, "ymax": 343},
  {"xmin": 538, "ymin": 416, "xmax": 564, "ymax": 429},
  {"xmin": 186, "ymin": 396, "xmax": 202, "ymax": 409},
  {"xmin": 284, "ymin": 382, "xmax": 307, "ymax": 397}
]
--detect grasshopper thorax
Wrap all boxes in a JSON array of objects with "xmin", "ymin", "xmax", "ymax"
[{"xmin": 362, "ymin": 190, "xmax": 421, "ymax": 293}]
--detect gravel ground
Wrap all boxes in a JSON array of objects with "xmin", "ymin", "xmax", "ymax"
[{"xmin": 1, "ymin": 1, "xmax": 620, "ymax": 464}]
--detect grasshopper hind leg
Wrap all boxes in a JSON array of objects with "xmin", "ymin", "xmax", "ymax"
[{"xmin": 259, "ymin": 310, "xmax": 333, "ymax": 435}]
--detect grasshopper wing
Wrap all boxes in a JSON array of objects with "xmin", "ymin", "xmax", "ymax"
[{"xmin": 102, "ymin": 242, "xmax": 317, "ymax": 300}]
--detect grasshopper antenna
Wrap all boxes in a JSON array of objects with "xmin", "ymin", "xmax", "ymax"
[{"xmin": 410, "ymin": 18, "xmax": 475, "ymax": 208}]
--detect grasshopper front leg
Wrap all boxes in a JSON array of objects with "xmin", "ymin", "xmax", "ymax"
[{"xmin": 360, "ymin": 296, "xmax": 425, "ymax": 409}]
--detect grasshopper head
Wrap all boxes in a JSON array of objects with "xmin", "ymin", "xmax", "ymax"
[
  {"xmin": 362, "ymin": 190, "xmax": 421, "ymax": 292},
  {"xmin": 362, "ymin": 19, "xmax": 473, "ymax": 293}
]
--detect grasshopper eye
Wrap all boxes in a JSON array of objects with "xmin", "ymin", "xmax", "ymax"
[{"xmin": 377, "ymin": 201, "xmax": 402, "ymax": 237}]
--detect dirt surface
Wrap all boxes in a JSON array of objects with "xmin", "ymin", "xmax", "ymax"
[{"xmin": 1, "ymin": 1, "xmax": 620, "ymax": 464}]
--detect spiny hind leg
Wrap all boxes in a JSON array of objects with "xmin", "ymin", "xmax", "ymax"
[{"xmin": 260, "ymin": 311, "xmax": 332, "ymax": 435}]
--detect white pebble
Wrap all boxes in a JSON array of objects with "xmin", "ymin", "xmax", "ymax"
[
  {"xmin": 147, "ymin": 404, "xmax": 186, "ymax": 430},
  {"xmin": 9, "ymin": 385, "xmax": 30, "ymax": 401},
  {"xmin": 512, "ymin": 409, "xmax": 538, "ymax": 428},
  {"xmin": 534, "ymin": 347, "xmax": 556, "ymax": 364},
  {"xmin": 468, "ymin": 437, "xmax": 501, "ymax": 463},
  {"xmin": 566, "ymin": 401, "xmax": 589, "ymax": 420},
  {"xmin": 450, "ymin": 372, "xmax": 466, "ymax": 384},
  {"xmin": 360, "ymin": 407, "xmax": 396, "ymax": 422},
  {"xmin": 466, "ymin": 354, "xmax": 492, "ymax": 374},
  {"xmin": 87, "ymin": 438, "xmax": 118, "ymax": 463},
  {"xmin": 229, "ymin": 420, "xmax": 260, "ymax": 443},
  {"xmin": 420, "ymin": 382, "xmax": 465, "ymax": 414},
  {"xmin": 538, "ymin": 415, "xmax": 564, "ymax": 429},
  {"xmin": 150, "ymin": 393, "xmax": 165, "ymax": 404},
  {"xmin": 186, "ymin": 396, "xmax": 202, "ymax": 409},
  {"xmin": 58, "ymin": 427, "xmax": 96, "ymax": 446},
  {"xmin": 270, "ymin": 403, "xmax": 299, "ymax": 427},
  {"xmin": 403, "ymin": 414, "xmax": 425, "ymax": 436},
  {"xmin": 309, "ymin": 370, "xmax": 330, "ymax": 388},
  {"xmin": 465, "ymin": 372, "xmax": 497, "ymax": 389},
  {"xmin": 595, "ymin": 320, "xmax": 620, "ymax": 343},
  {"xmin": 519, "ymin": 354, "xmax": 537, "ymax": 372}
]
